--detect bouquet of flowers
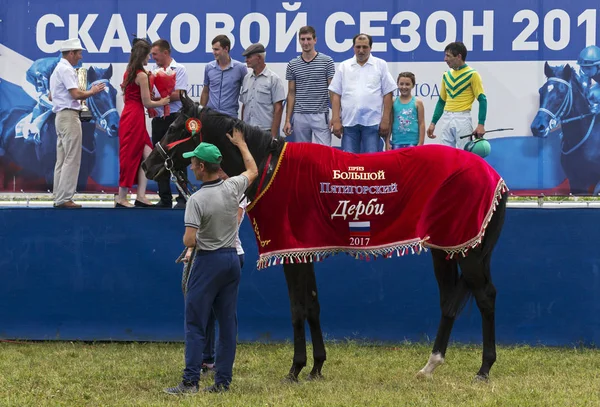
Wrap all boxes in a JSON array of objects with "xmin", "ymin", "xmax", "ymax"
[
  {"xmin": 146, "ymin": 71, "xmax": 158, "ymax": 118},
  {"xmin": 153, "ymin": 67, "xmax": 177, "ymax": 116}
]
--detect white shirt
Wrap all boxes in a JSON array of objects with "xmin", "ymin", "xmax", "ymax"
[
  {"xmin": 151, "ymin": 58, "xmax": 188, "ymax": 116},
  {"xmin": 49, "ymin": 58, "xmax": 81, "ymax": 113},
  {"xmin": 328, "ymin": 55, "xmax": 396, "ymax": 127},
  {"xmin": 235, "ymin": 198, "xmax": 249, "ymax": 255}
]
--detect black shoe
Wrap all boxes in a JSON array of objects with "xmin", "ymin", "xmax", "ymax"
[
  {"xmin": 203, "ymin": 383, "xmax": 229, "ymax": 393},
  {"xmin": 115, "ymin": 202, "xmax": 130, "ymax": 208},
  {"xmin": 154, "ymin": 201, "xmax": 172, "ymax": 208},
  {"xmin": 164, "ymin": 381, "xmax": 199, "ymax": 395},
  {"xmin": 174, "ymin": 201, "xmax": 187, "ymax": 209},
  {"xmin": 134, "ymin": 200, "xmax": 153, "ymax": 208}
]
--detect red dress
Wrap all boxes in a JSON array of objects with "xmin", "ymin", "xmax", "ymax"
[{"xmin": 118, "ymin": 70, "xmax": 153, "ymax": 188}]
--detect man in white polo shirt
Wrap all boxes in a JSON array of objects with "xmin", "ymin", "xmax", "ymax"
[
  {"xmin": 329, "ymin": 33, "xmax": 396, "ymax": 153},
  {"xmin": 49, "ymin": 38, "xmax": 105, "ymax": 208}
]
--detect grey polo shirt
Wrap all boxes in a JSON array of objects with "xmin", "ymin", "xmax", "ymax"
[
  {"xmin": 184, "ymin": 176, "xmax": 249, "ymax": 251},
  {"xmin": 239, "ymin": 67, "xmax": 286, "ymax": 130},
  {"xmin": 203, "ymin": 59, "xmax": 247, "ymax": 117}
]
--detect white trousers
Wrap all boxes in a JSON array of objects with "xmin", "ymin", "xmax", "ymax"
[
  {"xmin": 53, "ymin": 110, "xmax": 82, "ymax": 205},
  {"xmin": 440, "ymin": 111, "xmax": 473, "ymax": 150},
  {"xmin": 290, "ymin": 113, "xmax": 332, "ymax": 146}
]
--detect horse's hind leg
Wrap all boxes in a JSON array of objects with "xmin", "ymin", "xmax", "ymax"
[
  {"xmin": 418, "ymin": 249, "xmax": 463, "ymax": 379},
  {"xmin": 459, "ymin": 252, "xmax": 496, "ymax": 381},
  {"xmin": 459, "ymin": 192, "xmax": 507, "ymax": 381},
  {"xmin": 283, "ymin": 264, "xmax": 308, "ymax": 381},
  {"xmin": 304, "ymin": 263, "xmax": 326, "ymax": 380}
]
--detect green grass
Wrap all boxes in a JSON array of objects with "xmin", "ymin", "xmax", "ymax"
[{"xmin": 0, "ymin": 342, "xmax": 598, "ymax": 406}]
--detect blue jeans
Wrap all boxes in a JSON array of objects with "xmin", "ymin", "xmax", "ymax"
[
  {"xmin": 391, "ymin": 143, "xmax": 416, "ymax": 150},
  {"xmin": 341, "ymin": 124, "xmax": 382, "ymax": 153},
  {"xmin": 202, "ymin": 254, "xmax": 245, "ymax": 365},
  {"xmin": 183, "ymin": 248, "xmax": 240, "ymax": 386}
]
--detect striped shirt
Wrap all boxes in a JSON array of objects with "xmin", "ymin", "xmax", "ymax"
[
  {"xmin": 440, "ymin": 64, "xmax": 484, "ymax": 112},
  {"xmin": 286, "ymin": 52, "xmax": 335, "ymax": 114}
]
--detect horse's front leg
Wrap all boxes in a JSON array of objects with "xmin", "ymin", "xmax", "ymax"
[
  {"xmin": 303, "ymin": 263, "xmax": 326, "ymax": 380},
  {"xmin": 417, "ymin": 249, "xmax": 462, "ymax": 379},
  {"xmin": 283, "ymin": 263, "xmax": 308, "ymax": 381}
]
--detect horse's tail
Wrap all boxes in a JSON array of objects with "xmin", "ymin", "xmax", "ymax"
[{"xmin": 443, "ymin": 276, "xmax": 473, "ymax": 318}]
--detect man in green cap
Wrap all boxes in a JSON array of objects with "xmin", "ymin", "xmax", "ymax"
[{"xmin": 165, "ymin": 128, "xmax": 258, "ymax": 395}]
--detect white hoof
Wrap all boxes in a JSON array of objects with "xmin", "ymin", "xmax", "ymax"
[{"xmin": 417, "ymin": 352, "xmax": 444, "ymax": 378}]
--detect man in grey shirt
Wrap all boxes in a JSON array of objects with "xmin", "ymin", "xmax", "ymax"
[
  {"xmin": 239, "ymin": 43, "xmax": 286, "ymax": 137},
  {"xmin": 164, "ymin": 130, "xmax": 258, "ymax": 395}
]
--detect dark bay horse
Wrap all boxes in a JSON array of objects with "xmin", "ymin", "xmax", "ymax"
[
  {"xmin": 142, "ymin": 92, "xmax": 507, "ymax": 382},
  {"xmin": 531, "ymin": 62, "xmax": 600, "ymax": 194}
]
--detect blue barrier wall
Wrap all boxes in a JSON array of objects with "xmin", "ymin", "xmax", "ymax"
[{"xmin": 0, "ymin": 208, "xmax": 598, "ymax": 345}]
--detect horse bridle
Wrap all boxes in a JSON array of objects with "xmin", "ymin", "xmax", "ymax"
[
  {"xmin": 154, "ymin": 123, "xmax": 202, "ymax": 201},
  {"xmin": 87, "ymin": 79, "xmax": 118, "ymax": 134},
  {"xmin": 538, "ymin": 76, "xmax": 599, "ymax": 155}
]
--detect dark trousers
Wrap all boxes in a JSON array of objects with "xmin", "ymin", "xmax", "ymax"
[
  {"xmin": 151, "ymin": 114, "xmax": 185, "ymax": 205},
  {"xmin": 183, "ymin": 248, "xmax": 241, "ymax": 386},
  {"xmin": 202, "ymin": 253, "xmax": 245, "ymax": 365}
]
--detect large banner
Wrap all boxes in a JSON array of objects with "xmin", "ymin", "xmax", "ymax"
[{"xmin": 1, "ymin": 1, "xmax": 599, "ymax": 194}]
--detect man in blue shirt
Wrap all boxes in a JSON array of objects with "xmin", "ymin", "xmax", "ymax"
[{"xmin": 200, "ymin": 35, "xmax": 247, "ymax": 117}]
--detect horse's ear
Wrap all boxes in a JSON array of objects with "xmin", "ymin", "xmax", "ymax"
[
  {"xmin": 563, "ymin": 63, "xmax": 572, "ymax": 81},
  {"xmin": 87, "ymin": 66, "xmax": 98, "ymax": 82},
  {"xmin": 180, "ymin": 90, "xmax": 193, "ymax": 111},
  {"xmin": 104, "ymin": 64, "xmax": 113, "ymax": 79},
  {"xmin": 544, "ymin": 61, "xmax": 555, "ymax": 78}
]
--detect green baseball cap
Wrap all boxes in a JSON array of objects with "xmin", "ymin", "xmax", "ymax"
[{"xmin": 182, "ymin": 142, "xmax": 223, "ymax": 164}]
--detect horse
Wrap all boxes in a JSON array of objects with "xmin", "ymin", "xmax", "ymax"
[
  {"xmin": 142, "ymin": 92, "xmax": 508, "ymax": 382},
  {"xmin": 0, "ymin": 64, "xmax": 119, "ymax": 190},
  {"xmin": 530, "ymin": 62, "xmax": 600, "ymax": 194}
]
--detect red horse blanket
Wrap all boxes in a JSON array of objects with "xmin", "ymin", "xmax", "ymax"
[{"xmin": 246, "ymin": 143, "xmax": 507, "ymax": 269}]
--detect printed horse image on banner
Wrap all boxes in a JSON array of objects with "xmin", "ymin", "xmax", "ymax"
[{"xmin": 531, "ymin": 62, "xmax": 600, "ymax": 194}]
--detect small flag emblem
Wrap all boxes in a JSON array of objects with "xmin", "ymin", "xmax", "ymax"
[{"xmin": 349, "ymin": 221, "xmax": 370, "ymax": 237}]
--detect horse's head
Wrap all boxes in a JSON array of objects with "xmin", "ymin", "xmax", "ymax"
[
  {"xmin": 87, "ymin": 65, "xmax": 119, "ymax": 138},
  {"xmin": 143, "ymin": 91, "xmax": 276, "ymax": 183},
  {"xmin": 531, "ymin": 62, "xmax": 575, "ymax": 137}
]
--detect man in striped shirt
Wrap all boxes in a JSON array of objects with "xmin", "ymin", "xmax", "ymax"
[
  {"xmin": 427, "ymin": 41, "xmax": 487, "ymax": 150},
  {"xmin": 283, "ymin": 26, "xmax": 336, "ymax": 146}
]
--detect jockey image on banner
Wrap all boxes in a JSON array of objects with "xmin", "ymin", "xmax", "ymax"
[
  {"xmin": 0, "ymin": 51, "xmax": 119, "ymax": 191},
  {"xmin": 15, "ymin": 55, "xmax": 63, "ymax": 145}
]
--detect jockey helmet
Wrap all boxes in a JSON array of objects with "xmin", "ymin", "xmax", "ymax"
[
  {"xmin": 464, "ymin": 138, "xmax": 491, "ymax": 158},
  {"xmin": 577, "ymin": 45, "xmax": 600, "ymax": 67}
]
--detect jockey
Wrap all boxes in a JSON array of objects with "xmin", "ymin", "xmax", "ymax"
[
  {"xmin": 15, "ymin": 55, "xmax": 64, "ymax": 144},
  {"xmin": 577, "ymin": 45, "xmax": 600, "ymax": 112}
]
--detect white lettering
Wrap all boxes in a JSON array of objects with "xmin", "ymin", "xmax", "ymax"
[
  {"xmin": 205, "ymin": 13, "xmax": 236, "ymax": 52},
  {"xmin": 240, "ymin": 13, "xmax": 270, "ymax": 49},
  {"xmin": 425, "ymin": 11, "xmax": 457, "ymax": 51},
  {"xmin": 512, "ymin": 9, "xmax": 539, "ymax": 51},
  {"xmin": 390, "ymin": 11, "xmax": 420, "ymax": 52},
  {"xmin": 462, "ymin": 10, "xmax": 494, "ymax": 51},
  {"xmin": 36, "ymin": 14, "xmax": 65, "ymax": 53},
  {"xmin": 275, "ymin": 11, "xmax": 306, "ymax": 53},
  {"xmin": 137, "ymin": 13, "xmax": 167, "ymax": 44},
  {"xmin": 544, "ymin": 9, "xmax": 570, "ymax": 51},
  {"xmin": 325, "ymin": 12, "xmax": 355, "ymax": 53},
  {"xmin": 69, "ymin": 14, "xmax": 99, "ymax": 53},
  {"xmin": 578, "ymin": 9, "xmax": 597, "ymax": 47},
  {"xmin": 99, "ymin": 14, "xmax": 131, "ymax": 53},
  {"xmin": 359, "ymin": 11, "xmax": 387, "ymax": 52},
  {"xmin": 331, "ymin": 200, "xmax": 350, "ymax": 220},
  {"xmin": 170, "ymin": 13, "xmax": 200, "ymax": 53}
]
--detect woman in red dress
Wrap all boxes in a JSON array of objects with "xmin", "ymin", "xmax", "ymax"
[{"xmin": 116, "ymin": 40, "xmax": 170, "ymax": 207}]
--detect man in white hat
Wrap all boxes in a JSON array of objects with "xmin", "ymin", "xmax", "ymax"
[{"xmin": 49, "ymin": 38, "xmax": 105, "ymax": 208}]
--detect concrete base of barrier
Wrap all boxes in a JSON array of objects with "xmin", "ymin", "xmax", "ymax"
[{"xmin": 0, "ymin": 208, "xmax": 598, "ymax": 345}]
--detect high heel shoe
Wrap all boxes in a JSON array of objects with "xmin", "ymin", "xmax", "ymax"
[{"xmin": 134, "ymin": 200, "xmax": 153, "ymax": 208}]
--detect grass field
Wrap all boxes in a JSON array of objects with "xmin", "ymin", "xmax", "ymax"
[{"xmin": 0, "ymin": 341, "xmax": 598, "ymax": 407}]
